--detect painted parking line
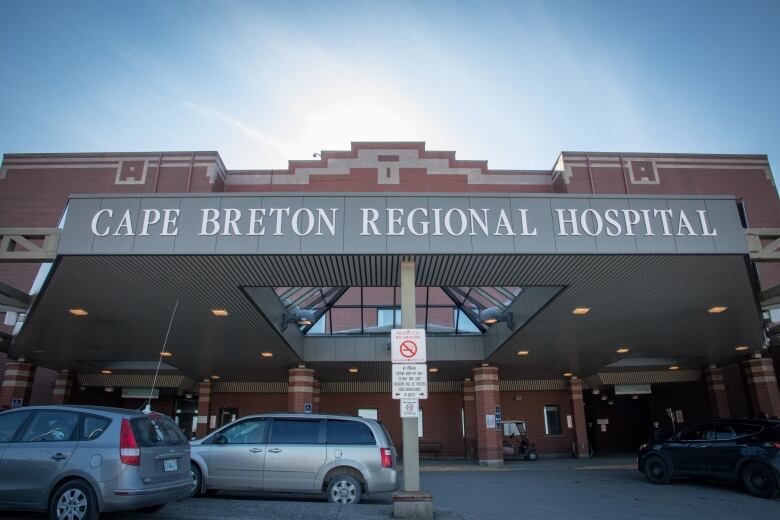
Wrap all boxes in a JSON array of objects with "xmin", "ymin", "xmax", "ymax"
[{"xmin": 572, "ymin": 464, "xmax": 636, "ymax": 470}]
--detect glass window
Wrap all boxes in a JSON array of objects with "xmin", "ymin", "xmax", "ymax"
[
  {"xmin": 270, "ymin": 419, "xmax": 321, "ymax": 444},
  {"xmin": 680, "ymin": 423, "xmax": 716, "ymax": 441},
  {"xmin": 308, "ymin": 315, "xmax": 326, "ymax": 333},
  {"xmin": 0, "ymin": 411, "xmax": 31, "ymax": 443},
  {"xmin": 358, "ymin": 409, "xmax": 378, "ymax": 420},
  {"xmin": 132, "ymin": 415, "xmax": 187, "ymax": 446},
  {"xmin": 732, "ymin": 423, "xmax": 764, "ymax": 438},
  {"xmin": 453, "ymin": 309, "xmax": 480, "ymax": 333},
  {"xmin": 713, "ymin": 424, "xmax": 737, "ymax": 440},
  {"xmin": 377, "ymin": 308, "xmax": 401, "ymax": 327},
  {"xmin": 543, "ymin": 406, "xmax": 561, "ymax": 435},
  {"xmin": 216, "ymin": 418, "xmax": 268, "ymax": 444},
  {"xmin": 82, "ymin": 415, "xmax": 111, "ymax": 441},
  {"xmin": 21, "ymin": 411, "xmax": 78, "ymax": 442},
  {"xmin": 326, "ymin": 420, "xmax": 376, "ymax": 445}
]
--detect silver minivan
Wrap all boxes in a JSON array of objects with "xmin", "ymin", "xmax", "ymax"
[
  {"xmin": 0, "ymin": 405, "xmax": 191, "ymax": 520},
  {"xmin": 190, "ymin": 413, "xmax": 397, "ymax": 504}
]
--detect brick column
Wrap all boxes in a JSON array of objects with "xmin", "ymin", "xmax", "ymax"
[
  {"xmin": 704, "ymin": 365, "xmax": 731, "ymax": 418},
  {"xmin": 0, "ymin": 360, "xmax": 35, "ymax": 409},
  {"xmin": 473, "ymin": 366, "xmax": 503, "ymax": 467},
  {"xmin": 195, "ymin": 379, "xmax": 211, "ymax": 438},
  {"xmin": 743, "ymin": 356, "xmax": 780, "ymax": 418},
  {"xmin": 463, "ymin": 378, "xmax": 477, "ymax": 460},
  {"xmin": 51, "ymin": 370, "xmax": 75, "ymax": 405},
  {"xmin": 570, "ymin": 377, "xmax": 590, "ymax": 458},
  {"xmin": 312, "ymin": 380, "xmax": 321, "ymax": 413},
  {"xmin": 288, "ymin": 366, "xmax": 315, "ymax": 413}
]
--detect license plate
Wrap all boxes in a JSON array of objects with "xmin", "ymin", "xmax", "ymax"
[{"xmin": 163, "ymin": 458, "xmax": 178, "ymax": 472}]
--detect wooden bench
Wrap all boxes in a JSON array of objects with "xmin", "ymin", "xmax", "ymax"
[{"xmin": 419, "ymin": 442, "xmax": 442, "ymax": 457}]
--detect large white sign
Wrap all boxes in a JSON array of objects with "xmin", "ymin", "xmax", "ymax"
[
  {"xmin": 391, "ymin": 328, "xmax": 427, "ymax": 364},
  {"xmin": 392, "ymin": 364, "xmax": 429, "ymax": 399}
]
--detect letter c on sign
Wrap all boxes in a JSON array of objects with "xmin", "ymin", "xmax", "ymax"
[{"xmin": 91, "ymin": 209, "xmax": 113, "ymax": 237}]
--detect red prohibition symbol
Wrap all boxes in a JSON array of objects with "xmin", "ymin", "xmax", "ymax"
[{"xmin": 400, "ymin": 340, "xmax": 417, "ymax": 359}]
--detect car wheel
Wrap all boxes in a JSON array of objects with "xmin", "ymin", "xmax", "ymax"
[
  {"xmin": 525, "ymin": 451, "xmax": 538, "ymax": 461},
  {"xmin": 49, "ymin": 480, "xmax": 99, "ymax": 520},
  {"xmin": 742, "ymin": 462, "xmax": 779, "ymax": 499},
  {"xmin": 190, "ymin": 463, "xmax": 204, "ymax": 498},
  {"xmin": 644, "ymin": 455, "xmax": 672, "ymax": 485},
  {"xmin": 138, "ymin": 504, "xmax": 166, "ymax": 514},
  {"xmin": 327, "ymin": 474, "xmax": 362, "ymax": 505}
]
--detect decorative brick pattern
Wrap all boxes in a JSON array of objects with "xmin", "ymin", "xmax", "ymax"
[
  {"xmin": 743, "ymin": 357, "xmax": 780, "ymax": 417},
  {"xmin": 312, "ymin": 380, "xmax": 321, "ymax": 413},
  {"xmin": 473, "ymin": 366, "xmax": 503, "ymax": 466},
  {"xmin": 463, "ymin": 379, "xmax": 477, "ymax": 460},
  {"xmin": 51, "ymin": 370, "xmax": 74, "ymax": 405},
  {"xmin": 0, "ymin": 361, "xmax": 35, "ymax": 409},
  {"xmin": 569, "ymin": 378, "xmax": 590, "ymax": 458},
  {"xmin": 288, "ymin": 367, "xmax": 315, "ymax": 413},
  {"xmin": 196, "ymin": 380, "xmax": 212, "ymax": 437},
  {"xmin": 704, "ymin": 366, "xmax": 731, "ymax": 418}
]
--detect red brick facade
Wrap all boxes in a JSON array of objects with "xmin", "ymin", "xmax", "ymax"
[
  {"xmin": 287, "ymin": 367, "xmax": 315, "ymax": 413},
  {"xmin": 743, "ymin": 356, "xmax": 780, "ymax": 417},
  {"xmin": 0, "ymin": 360, "xmax": 35, "ymax": 409},
  {"xmin": 704, "ymin": 365, "xmax": 731, "ymax": 418},
  {"xmin": 472, "ymin": 366, "xmax": 503, "ymax": 466}
]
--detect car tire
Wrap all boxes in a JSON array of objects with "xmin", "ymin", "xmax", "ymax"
[
  {"xmin": 741, "ymin": 462, "xmax": 779, "ymax": 499},
  {"xmin": 643, "ymin": 455, "xmax": 672, "ymax": 485},
  {"xmin": 190, "ymin": 463, "xmax": 204, "ymax": 498},
  {"xmin": 525, "ymin": 451, "xmax": 538, "ymax": 461},
  {"xmin": 327, "ymin": 474, "xmax": 362, "ymax": 505},
  {"xmin": 138, "ymin": 504, "xmax": 166, "ymax": 514},
  {"xmin": 49, "ymin": 479, "xmax": 99, "ymax": 520}
]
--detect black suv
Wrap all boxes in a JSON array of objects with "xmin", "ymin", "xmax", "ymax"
[{"xmin": 638, "ymin": 419, "xmax": 780, "ymax": 498}]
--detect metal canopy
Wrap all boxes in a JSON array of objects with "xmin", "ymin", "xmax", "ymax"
[{"xmin": 8, "ymin": 252, "xmax": 764, "ymax": 383}]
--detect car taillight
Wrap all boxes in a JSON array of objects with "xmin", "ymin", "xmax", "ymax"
[
  {"xmin": 771, "ymin": 442, "xmax": 780, "ymax": 450},
  {"xmin": 381, "ymin": 447, "xmax": 393, "ymax": 468},
  {"xmin": 120, "ymin": 418, "xmax": 140, "ymax": 466}
]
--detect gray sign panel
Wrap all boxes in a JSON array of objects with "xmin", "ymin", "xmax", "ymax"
[{"xmin": 58, "ymin": 193, "xmax": 748, "ymax": 256}]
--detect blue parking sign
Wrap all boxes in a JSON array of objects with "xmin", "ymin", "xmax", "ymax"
[
  {"xmin": 495, "ymin": 405, "xmax": 502, "ymax": 430},
  {"xmin": 304, "ymin": 403, "xmax": 312, "ymax": 414}
]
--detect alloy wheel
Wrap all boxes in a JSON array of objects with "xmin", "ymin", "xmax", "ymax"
[
  {"xmin": 330, "ymin": 479, "xmax": 358, "ymax": 504},
  {"xmin": 56, "ymin": 488, "xmax": 88, "ymax": 520}
]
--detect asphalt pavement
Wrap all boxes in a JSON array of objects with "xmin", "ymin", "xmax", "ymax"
[{"xmin": 4, "ymin": 456, "xmax": 778, "ymax": 520}]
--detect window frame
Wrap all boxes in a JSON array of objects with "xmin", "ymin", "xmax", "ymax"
[
  {"xmin": 80, "ymin": 413, "xmax": 113, "ymax": 441},
  {"xmin": 543, "ymin": 405, "xmax": 562, "ymax": 436},
  {"xmin": 19, "ymin": 410, "xmax": 80, "ymax": 443}
]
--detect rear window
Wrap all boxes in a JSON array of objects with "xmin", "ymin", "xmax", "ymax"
[
  {"xmin": 132, "ymin": 415, "xmax": 188, "ymax": 447},
  {"xmin": 733, "ymin": 424, "xmax": 765, "ymax": 437},
  {"xmin": 0, "ymin": 411, "xmax": 31, "ymax": 443},
  {"xmin": 326, "ymin": 420, "xmax": 376, "ymax": 445},
  {"xmin": 377, "ymin": 421, "xmax": 395, "ymax": 447},
  {"xmin": 270, "ymin": 419, "xmax": 322, "ymax": 444}
]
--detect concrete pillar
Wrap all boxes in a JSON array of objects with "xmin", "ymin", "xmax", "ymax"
[
  {"xmin": 743, "ymin": 356, "xmax": 780, "ymax": 418},
  {"xmin": 51, "ymin": 370, "xmax": 75, "ymax": 405},
  {"xmin": 463, "ymin": 378, "xmax": 477, "ymax": 460},
  {"xmin": 0, "ymin": 360, "xmax": 35, "ymax": 409},
  {"xmin": 704, "ymin": 365, "xmax": 731, "ymax": 418},
  {"xmin": 570, "ymin": 377, "xmax": 590, "ymax": 458},
  {"xmin": 288, "ymin": 366, "xmax": 315, "ymax": 413},
  {"xmin": 473, "ymin": 365, "xmax": 503, "ymax": 467},
  {"xmin": 312, "ymin": 380, "xmax": 321, "ymax": 413},
  {"xmin": 195, "ymin": 379, "xmax": 211, "ymax": 438},
  {"xmin": 400, "ymin": 260, "xmax": 421, "ymax": 491}
]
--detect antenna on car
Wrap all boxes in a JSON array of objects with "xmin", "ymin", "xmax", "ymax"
[{"xmin": 141, "ymin": 299, "xmax": 179, "ymax": 413}]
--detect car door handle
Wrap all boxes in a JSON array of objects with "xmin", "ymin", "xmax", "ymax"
[
  {"xmin": 268, "ymin": 448, "xmax": 282, "ymax": 453},
  {"xmin": 51, "ymin": 453, "xmax": 68, "ymax": 461},
  {"xmin": 249, "ymin": 448, "xmax": 264, "ymax": 453}
]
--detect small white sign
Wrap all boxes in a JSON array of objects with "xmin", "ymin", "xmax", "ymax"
[
  {"xmin": 209, "ymin": 416, "xmax": 217, "ymax": 428},
  {"xmin": 401, "ymin": 399, "xmax": 419, "ymax": 418},
  {"xmin": 600, "ymin": 424, "xmax": 607, "ymax": 432},
  {"xmin": 485, "ymin": 414, "xmax": 496, "ymax": 429},
  {"xmin": 675, "ymin": 409, "xmax": 684, "ymax": 423},
  {"xmin": 597, "ymin": 418, "xmax": 609, "ymax": 425},
  {"xmin": 392, "ymin": 364, "xmax": 428, "ymax": 399},
  {"xmin": 566, "ymin": 414, "xmax": 573, "ymax": 429},
  {"xmin": 391, "ymin": 329, "xmax": 427, "ymax": 364}
]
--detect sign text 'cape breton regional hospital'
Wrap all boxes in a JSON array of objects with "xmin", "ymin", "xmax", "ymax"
[{"xmin": 58, "ymin": 194, "xmax": 749, "ymax": 255}]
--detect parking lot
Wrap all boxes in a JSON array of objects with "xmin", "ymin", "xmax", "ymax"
[{"xmin": 4, "ymin": 456, "xmax": 778, "ymax": 520}]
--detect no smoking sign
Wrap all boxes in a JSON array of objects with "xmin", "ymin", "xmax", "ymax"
[{"xmin": 391, "ymin": 328, "xmax": 427, "ymax": 364}]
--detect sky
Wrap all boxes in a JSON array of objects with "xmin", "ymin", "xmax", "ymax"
[{"xmin": 0, "ymin": 0, "xmax": 778, "ymax": 180}]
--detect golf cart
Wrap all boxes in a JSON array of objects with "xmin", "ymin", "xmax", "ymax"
[{"xmin": 502, "ymin": 420, "xmax": 538, "ymax": 460}]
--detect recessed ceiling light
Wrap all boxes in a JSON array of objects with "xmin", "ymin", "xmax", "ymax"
[
  {"xmin": 563, "ymin": 372, "xmax": 573, "ymax": 377},
  {"xmin": 608, "ymin": 400, "xmax": 614, "ymax": 405},
  {"xmin": 261, "ymin": 352, "xmax": 274, "ymax": 358},
  {"xmin": 100, "ymin": 369, "xmax": 112, "ymax": 375},
  {"xmin": 211, "ymin": 309, "xmax": 229, "ymax": 317},
  {"xmin": 210, "ymin": 374, "xmax": 220, "ymax": 380},
  {"xmin": 160, "ymin": 351, "xmax": 172, "ymax": 357},
  {"xmin": 68, "ymin": 308, "xmax": 88, "ymax": 316},
  {"xmin": 708, "ymin": 306, "xmax": 727, "ymax": 314},
  {"xmin": 616, "ymin": 347, "xmax": 630, "ymax": 354},
  {"xmin": 735, "ymin": 346, "xmax": 749, "ymax": 351},
  {"xmin": 631, "ymin": 395, "xmax": 639, "ymax": 400},
  {"xmin": 668, "ymin": 365, "xmax": 680, "ymax": 370},
  {"xmin": 348, "ymin": 367, "xmax": 358, "ymax": 373},
  {"xmin": 428, "ymin": 367, "xmax": 438, "ymax": 373},
  {"xmin": 572, "ymin": 307, "xmax": 590, "ymax": 315},
  {"xmin": 517, "ymin": 350, "xmax": 530, "ymax": 356}
]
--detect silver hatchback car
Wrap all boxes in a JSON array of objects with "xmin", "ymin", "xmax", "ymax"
[
  {"xmin": 0, "ymin": 405, "xmax": 192, "ymax": 520},
  {"xmin": 190, "ymin": 413, "xmax": 397, "ymax": 504}
]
